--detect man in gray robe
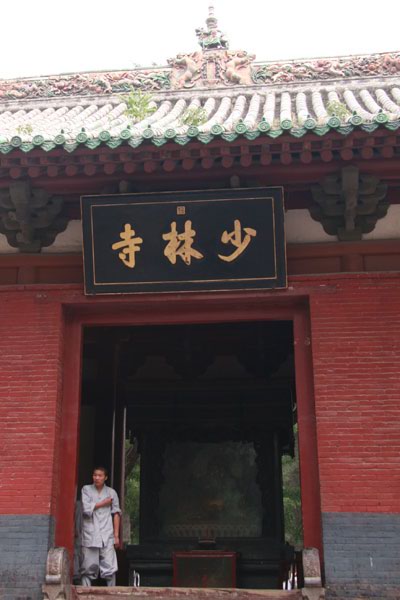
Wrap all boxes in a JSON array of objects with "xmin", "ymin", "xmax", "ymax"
[{"xmin": 80, "ymin": 466, "xmax": 121, "ymax": 587}]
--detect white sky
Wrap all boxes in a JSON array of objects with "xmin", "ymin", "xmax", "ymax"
[{"xmin": 2, "ymin": 0, "xmax": 400, "ymax": 79}]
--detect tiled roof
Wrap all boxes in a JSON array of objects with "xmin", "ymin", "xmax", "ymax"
[
  {"xmin": 1, "ymin": 15, "xmax": 400, "ymax": 157},
  {"xmin": 0, "ymin": 80, "xmax": 399, "ymax": 154}
]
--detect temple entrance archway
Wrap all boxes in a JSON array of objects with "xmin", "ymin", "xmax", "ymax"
[{"xmin": 57, "ymin": 293, "xmax": 322, "ymax": 588}]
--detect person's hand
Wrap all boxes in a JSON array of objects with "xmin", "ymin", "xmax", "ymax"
[
  {"xmin": 114, "ymin": 535, "xmax": 120, "ymax": 549},
  {"xmin": 95, "ymin": 497, "xmax": 112, "ymax": 509}
]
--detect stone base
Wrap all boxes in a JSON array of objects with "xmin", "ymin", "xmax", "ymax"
[
  {"xmin": 322, "ymin": 512, "xmax": 400, "ymax": 597},
  {"xmin": 0, "ymin": 514, "xmax": 54, "ymax": 600},
  {"xmin": 326, "ymin": 584, "xmax": 400, "ymax": 600},
  {"xmin": 73, "ymin": 587, "xmax": 303, "ymax": 600}
]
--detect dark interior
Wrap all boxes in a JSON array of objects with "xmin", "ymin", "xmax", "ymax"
[{"xmin": 79, "ymin": 321, "xmax": 298, "ymax": 589}]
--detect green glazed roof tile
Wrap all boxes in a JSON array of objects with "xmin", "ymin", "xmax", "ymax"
[
  {"xmin": 54, "ymin": 134, "xmax": 66, "ymax": 145},
  {"xmin": 86, "ymin": 139, "xmax": 102, "ymax": 149},
  {"xmin": 361, "ymin": 122, "xmax": 379, "ymax": 133},
  {"xmin": 106, "ymin": 139, "xmax": 123, "ymax": 149},
  {"xmin": 128, "ymin": 138, "xmax": 144, "ymax": 148},
  {"xmin": 280, "ymin": 119, "xmax": 293, "ymax": 130},
  {"xmin": 152, "ymin": 137, "xmax": 167, "ymax": 147},
  {"xmin": 385, "ymin": 119, "xmax": 400, "ymax": 131},
  {"xmin": 0, "ymin": 78, "xmax": 399, "ymax": 154},
  {"xmin": 314, "ymin": 126, "xmax": 330, "ymax": 136},
  {"xmin": 244, "ymin": 131, "xmax": 259, "ymax": 141},
  {"xmin": 175, "ymin": 136, "xmax": 190, "ymax": 145},
  {"xmin": 42, "ymin": 142, "xmax": 56, "ymax": 151},
  {"xmin": 198, "ymin": 133, "xmax": 214, "ymax": 144},
  {"xmin": 32, "ymin": 134, "xmax": 45, "ymax": 146},
  {"xmin": 63, "ymin": 142, "xmax": 78, "ymax": 152},
  {"xmin": 210, "ymin": 124, "xmax": 224, "ymax": 135},
  {"xmin": 221, "ymin": 132, "xmax": 238, "ymax": 142},
  {"xmin": 290, "ymin": 128, "xmax": 307, "ymax": 138},
  {"xmin": 20, "ymin": 142, "xmax": 35, "ymax": 152},
  {"xmin": 76, "ymin": 132, "xmax": 88, "ymax": 143},
  {"xmin": 267, "ymin": 129, "xmax": 283, "ymax": 139},
  {"xmin": 374, "ymin": 112, "xmax": 389, "ymax": 124}
]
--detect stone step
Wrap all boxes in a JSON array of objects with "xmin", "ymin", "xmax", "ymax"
[{"xmin": 73, "ymin": 587, "xmax": 303, "ymax": 600}]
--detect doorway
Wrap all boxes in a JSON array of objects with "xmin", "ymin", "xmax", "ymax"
[{"xmin": 77, "ymin": 320, "xmax": 303, "ymax": 589}]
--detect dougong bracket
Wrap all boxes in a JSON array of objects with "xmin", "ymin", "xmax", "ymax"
[
  {"xmin": 310, "ymin": 166, "xmax": 388, "ymax": 241},
  {"xmin": 0, "ymin": 181, "xmax": 68, "ymax": 252}
]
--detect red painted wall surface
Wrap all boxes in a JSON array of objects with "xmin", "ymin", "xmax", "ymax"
[
  {"xmin": 0, "ymin": 272, "xmax": 399, "ymax": 527},
  {"xmin": 0, "ymin": 290, "xmax": 62, "ymax": 514},
  {"xmin": 0, "ymin": 291, "xmax": 64, "ymax": 516},
  {"xmin": 310, "ymin": 275, "xmax": 400, "ymax": 513}
]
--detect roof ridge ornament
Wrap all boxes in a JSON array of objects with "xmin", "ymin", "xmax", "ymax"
[
  {"xmin": 168, "ymin": 5, "xmax": 254, "ymax": 88},
  {"xmin": 1, "ymin": 49, "xmax": 400, "ymax": 100},
  {"xmin": 206, "ymin": 4, "xmax": 217, "ymax": 30},
  {"xmin": 196, "ymin": 5, "xmax": 229, "ymax": 51}
]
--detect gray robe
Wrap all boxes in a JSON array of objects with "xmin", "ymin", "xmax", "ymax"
[{"xmin": 81, "ymin": 484, "xmax": 121, "ymax": 548}]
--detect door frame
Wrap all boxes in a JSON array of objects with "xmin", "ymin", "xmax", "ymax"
[{"xmin": 55, "ymin": 289, "xmax": 322, "ymax": 564}]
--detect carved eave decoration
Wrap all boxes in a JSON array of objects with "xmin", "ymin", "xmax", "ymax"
[
  {"xmin": 310, "ymin": 166, "xmax": 389, "ymax": 241},
  {"xmin": 0, "ymin": 181, "xmax": 67, "ymax": 252}
]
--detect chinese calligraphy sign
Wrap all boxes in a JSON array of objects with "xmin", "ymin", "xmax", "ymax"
[
  {"xmin": 111, "ymin": 223, "xmax": 143, "ymax": 268},
  {"xmin": 162, "ymin": 220, "xmax": 204, "ymax": 265},
  {"xmin": 218, "ymin": 219, "xmax": 257, "ymax": 263},
  {"xmin": 81, "ymin": 188, "xmax": 286, "ymax": 295}
]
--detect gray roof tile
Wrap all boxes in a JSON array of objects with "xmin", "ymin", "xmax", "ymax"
[{"xmin": 0, "ymin": 50, "xmax": 400, "ymax": 152}]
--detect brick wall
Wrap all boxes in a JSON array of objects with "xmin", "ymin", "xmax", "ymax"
[
  {"xmin": 0, "ymin": 274, "xmax": 399, "ymax": 599},
  {"xmin": 0, "ymin": 290, "xmax": 64, "ymax": 599},
  {"xmin": 308, "ymin": 274, "xmax": 400, "ymax": 599},
  {"xmin": 0, "ymin": 291, "xmax": 64, "ymax": 516},
  {"xmin": 323, "ymin": 512, "xmax": 400, "ymax": 597},
  {"xmin": 309, "ymin": 275, "xmax": 400, "ymax": 513},
  {"xmin": 0, "ymin": 515, "xmax": 54, "ymax": 600}
]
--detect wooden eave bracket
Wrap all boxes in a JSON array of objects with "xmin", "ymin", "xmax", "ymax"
[
  {"xmin": 310, "ymin": 165, "xmax": 389, "ymax": 241},
  {"xmin": 0, "ymin": 181, "xmax": 68, "ymax": 252}
]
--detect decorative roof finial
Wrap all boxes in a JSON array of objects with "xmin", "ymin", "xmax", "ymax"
[
  {"xmin": 206, "ymin": 5, "xmax": 218, "ymax": 31},
  {"xmin": 196, "ymin": 4, "xmax": 229, "ymax": 50}
]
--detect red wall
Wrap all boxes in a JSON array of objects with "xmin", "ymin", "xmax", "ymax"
[
  {"xmin": 0, "ymin": 291, "xmax": 64, "ymax": 516},
  {"xmin": 0, "ymin": 272, "xmax": 399, "ymax": 526},
  {"xmin": 310, "ymin": 274, "xmax": 400, "ymax": 514}
]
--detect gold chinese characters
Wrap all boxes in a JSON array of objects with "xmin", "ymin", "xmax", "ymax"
[
  {"xmin": 111, "ymin": 219, "xmax": 256, "ymax": 268},
  {"xmin": 218, "ymin": 219, "xmax": 257, "ymax": 263},
  {"xmin": 162, "ymin": 220, "xmax": 204, "ymax": 265},
  {"xmin": 111, "ymin": 223, "xmax": 143, "ymax": 269}
]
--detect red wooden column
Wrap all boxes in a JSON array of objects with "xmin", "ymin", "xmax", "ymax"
[
  {"xmin": 293, "ymin": 306, "xmax": 323, "ymax": 558},
  {"xmin": 55, "ymin": 312, "xmax": 83, "ymax": 557}
]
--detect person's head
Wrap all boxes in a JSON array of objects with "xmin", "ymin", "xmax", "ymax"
[{"xmin": 92, "ymin": 466, "xmax": 108, "ymax": 489}]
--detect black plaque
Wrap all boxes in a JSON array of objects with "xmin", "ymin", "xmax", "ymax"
[{"xmin": 81, "ymin": 188, "xmax": 286, "ymax": 295}]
